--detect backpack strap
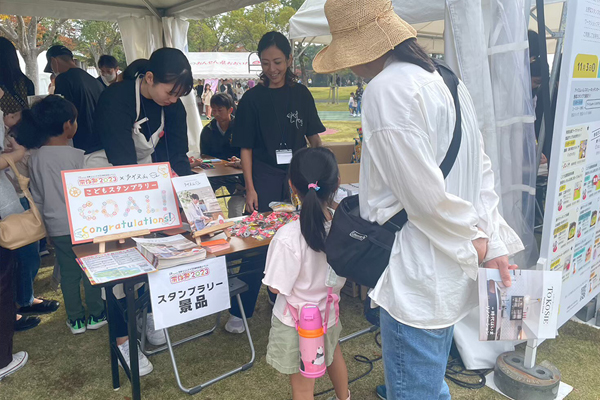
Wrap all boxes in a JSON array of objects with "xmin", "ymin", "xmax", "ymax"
[
  {"xmin": 383, "ymin": 60, "xmax": 463, "ymax": 233},
  {"xmin": 285, "ymin": 302, "xmax": 300, "ymax": 330}
]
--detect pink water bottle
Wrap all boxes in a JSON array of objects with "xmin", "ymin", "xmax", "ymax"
[{"xmin": 298, "ymin": 304, "xmax": 327, "ymax": 378}]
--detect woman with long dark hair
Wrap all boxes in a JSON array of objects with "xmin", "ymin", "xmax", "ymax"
[
  {"xmin": 0, "ymin": 38, "xmax": 35, "ymax": 114},
  {"xmin": 90, "ymin": 47, "xmax": 193, "ymax": 176},
  {"xmin": 232, "ymin": 31, "xmax": 325, "ymax": 214}
]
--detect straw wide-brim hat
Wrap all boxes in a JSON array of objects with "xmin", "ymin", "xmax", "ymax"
[{"xmin": 313, "ymin": 0, "xmax": 417, "ymax": 74}]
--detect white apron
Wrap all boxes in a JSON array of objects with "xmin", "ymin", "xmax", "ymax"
[{"xmin": 85, "ymin": 76, "xmax": 165, "ymax": 168}]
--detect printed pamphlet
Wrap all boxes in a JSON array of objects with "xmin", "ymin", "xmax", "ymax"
[
  {"xmin": 77, "ymin": 248, "xmax": 156, "ymax": 285},
  {"xmin": 479, "ymin": 269, "xmax": 562, "ymax": 341},
  {"xmin": 171, "ymin": 173, "xmax": 225, "ymax": 233},
  {"xmin": 134, "ymin": 234, "xmax": 207, "ymax": 269}
]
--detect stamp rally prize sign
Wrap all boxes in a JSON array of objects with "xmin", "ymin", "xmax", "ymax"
[
  {"xmin": 147, "ymin": 256, "xmax": 230, "ymax": 330},
  {"xmin": 62, "ymin": 163, "xmax": 182, "ymax": 244}
]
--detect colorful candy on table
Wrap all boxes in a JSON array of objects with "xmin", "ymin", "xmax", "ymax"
[{"xmin": 230, "ymin": 211, "xmax": 299, "ymax": 241}]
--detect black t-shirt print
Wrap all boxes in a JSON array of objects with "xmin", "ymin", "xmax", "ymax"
[{"xmin": 232, "ymin": 83, "xmax": 325, "ymax": 169}]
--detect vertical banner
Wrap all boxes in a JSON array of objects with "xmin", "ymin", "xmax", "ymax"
[
  {"xmin": 147, "ymin": 257, "xmax": 230, "ymax": 330},
  {"xmin": 540, "ymin": 0, "xmax": 600, "ymax": 326},
  {"xmin": 62, "ymin": 163, "xmax": 182, "ymax": 244}
]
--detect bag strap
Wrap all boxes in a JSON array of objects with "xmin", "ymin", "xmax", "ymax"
[
  {"xmin": 0, "ymin": 154, "xmax": 39, "ymax": 217},
  {"xmin": 383, "ymin": 60, "xmax": 463, "ymax": 232}
]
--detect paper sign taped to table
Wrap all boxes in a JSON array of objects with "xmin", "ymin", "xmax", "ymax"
[
  {"xmin": 147, "ymin": 257, "xmax": 230, "ymax": 330},
  {"xmin": 62, "ymin": 163, "xmax": 182, "ymax": 244},
  {"xmin": 77, "ymin": 248, "xmax": 156, "ymax": 285}
]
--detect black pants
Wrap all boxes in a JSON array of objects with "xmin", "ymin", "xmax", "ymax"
[
  {"xmin": 229, "ymin": 253, "xmax": 276, "ymax": 319},
  {"xmin": 0, "ymin": 246, "xmax": 15, "ymax": 368},
  {"xmin": 252, "ymin": 160, "xmax": 289, "ymax": 213}
]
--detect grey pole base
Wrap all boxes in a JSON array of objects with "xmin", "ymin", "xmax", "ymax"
[{"xmin": 494, "ymin": 351, "xmax": 561, "ymax": 400}]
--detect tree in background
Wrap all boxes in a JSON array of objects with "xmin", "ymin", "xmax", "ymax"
[
  {"xmin": 76, "ymin": 20, "xmax": 124, "ymax": 73},
  {"xmin": 188, "ymin": 17, "xmax": 225, "ymax": 52},
  {"xmin": 0, "ymin": 16, "xmax": 68, "ymax": 93}
]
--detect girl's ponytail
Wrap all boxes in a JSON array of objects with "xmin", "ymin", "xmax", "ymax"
[
  {"xmin": 300, "ymin": 184, "xmax": 328, "ymax": 252},
  {"xmin": 289, "ymin": 147, "xmax": 340, "ymax": 252}
]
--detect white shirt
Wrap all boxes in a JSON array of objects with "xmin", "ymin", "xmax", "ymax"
[
  {"xmin": 263, "ymin": 219, "xmax": 346, "ymax": 328},
  {"xmin": 361, "ymin": 58, "xmax": 524, "ymax": 329}
]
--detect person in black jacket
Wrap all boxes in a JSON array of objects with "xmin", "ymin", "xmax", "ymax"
[
  {"xmin": 90, "ymin": 48, "xmax": 193, "ymax": 176},
  {"xmin": 200, "ymin": 93, "xmax": 245, "ymax": 217},
  {"xmin": 0, "ymin": 38, "xmax": 35, "ymax": 115}
]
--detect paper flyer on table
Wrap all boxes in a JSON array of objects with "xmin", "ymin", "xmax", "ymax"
[
  {"xmin": 478, "ymin": 269, "xmax": 562, "ymax": 341},
  {"xmin": 77, "ymin": 248, "xmax": 156, "ymax": 285}
]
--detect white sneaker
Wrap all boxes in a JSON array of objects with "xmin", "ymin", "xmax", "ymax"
[
  {"xmin": 225, "ymin": 315, "xmax": 245, "ymax": 334},
  {"xmin": 145, "ymin": 313, "xmax": 166, "ymax": 346},
  {"xmin": 0, "ymin": 352, "xmax": 28, "ymax": 380},
  {"xmin": 117, "ymin": 340, "xmax": 153, "ymax": 376},
  {"xmin": 137, "ymin": 313, "xmax": 166, "ymax": 346}
]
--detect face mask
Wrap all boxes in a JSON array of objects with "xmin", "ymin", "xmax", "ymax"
[{"xmin": 102, "ymin": 73, "xmax": 117, "ymax": 83}]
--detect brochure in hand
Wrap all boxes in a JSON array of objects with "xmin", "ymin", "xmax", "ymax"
[
  {"xmin": 478, "ymin": 269, "xmax": 562, "ymax": 341},
  {"xmin": 134, "ymin": 234, "xmax": 207, "ymax": 269}
]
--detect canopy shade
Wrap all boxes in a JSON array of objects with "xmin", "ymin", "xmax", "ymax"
[
  {"xmin": 289, "ymin": 0, "xmax": 565, "ymax": 54},
  {"xmin": 0, "ymin": 0, "xmax": 265, "ymax": 21},
  {"xmin": 187, "ymin": 52, "xmax": 261, "ymax": 79}
]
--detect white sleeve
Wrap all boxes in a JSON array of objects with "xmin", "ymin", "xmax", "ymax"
[
  {"xmin": 476, "ymin": 136, "xmax": 525, "ymax": 261},
  {"xmin": 262, "ymin": 236, "xmax": 301, "ymax": 296},
  {"xmin": 366, "ymin": 125, "xmax": 480, "ymax": 269}
]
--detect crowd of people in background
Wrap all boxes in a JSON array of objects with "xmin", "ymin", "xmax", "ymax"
[{"xmin": 194, "ymin": 78, "xmax": 252, "ymax": 119}]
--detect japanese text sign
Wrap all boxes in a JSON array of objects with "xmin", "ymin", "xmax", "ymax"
[
  {"xmin": 62, "ymin": 163, "xmax": 182, "ymax": 244},
  {"xmin": 147, "ymin": 257, "xmax": 230, "ymax": 330}
]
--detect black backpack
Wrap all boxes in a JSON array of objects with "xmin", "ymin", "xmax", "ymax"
[{"xmin": 325, "ymin": 61, "xmax": 463, "ymax": 288}]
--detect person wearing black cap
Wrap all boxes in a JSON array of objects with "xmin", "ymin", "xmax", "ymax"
[{"xmin": 45, "ymin": 45, "xmax": 104, "ymax": 155}]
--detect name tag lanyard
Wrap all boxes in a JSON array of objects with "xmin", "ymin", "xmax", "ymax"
[{"xmin": 269, "ymin": 88, "xmax": 293, "ymax": 165}]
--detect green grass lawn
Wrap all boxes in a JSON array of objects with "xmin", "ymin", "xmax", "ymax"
[
  {"xmin": 309, "ymin": 87, "xmax": 357, "ymax": 112},
  {"xmin": 321, "ymin": 121, "xmax": 361, "ymax": 143},
  {"xmin": 3, "ymin": 256, "xmax": 600, "ymax": 400}
]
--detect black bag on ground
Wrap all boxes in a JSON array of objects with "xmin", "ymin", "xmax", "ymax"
[{"xmin": 325, "ymin": 61, "xmax": 463, "ymax": 288}]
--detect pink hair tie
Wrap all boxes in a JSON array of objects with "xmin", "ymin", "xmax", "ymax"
[{"xmin": 308, "ymin": 182, "xmax": 320, "ymax": 191}]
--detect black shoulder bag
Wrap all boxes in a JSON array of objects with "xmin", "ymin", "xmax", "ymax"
[{"xmin": 325, "ymin": 61, "xmax": 463, "ymax": 288}]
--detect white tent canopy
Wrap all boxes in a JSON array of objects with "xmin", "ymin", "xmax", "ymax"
[
  {"xmin": 187, "ymin": 52, "xmax": 261, "ymax": 79},
  {"xmin": 289, "ymin": 0, "xmax": 565, "ymax": 54},
  {"xmin": 0, "ymin": 0, "xmax": 265, "ymax": 21}
]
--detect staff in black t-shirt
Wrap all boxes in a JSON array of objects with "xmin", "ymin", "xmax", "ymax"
[
  {"xmin": 232, "ymin": 31, "xmax": 325, "ymax": 213},
  {"xmin": 90, "ymin": 48, "xmax": 193, "ymax": 176},
  {"xmin": 45, "ymin": 45, "xmax": 105, "ymax": 155}
]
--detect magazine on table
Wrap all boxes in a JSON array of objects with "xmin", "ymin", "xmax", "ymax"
[
  {"xmin": 77, "ymin": 248, "xmax": 156, "ymax": 285},
  {"xmin": 478, "ymin": 269, "xmax": 562, "ymax": 341},
  {"xmin": 171, "ymin": 173, "xmax": 226, "ymax": 233},
  {"xmin": 133, "ymin": 234, "xmax": 207, "ymax": 269}
]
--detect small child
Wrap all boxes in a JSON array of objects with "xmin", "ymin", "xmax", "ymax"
[
  {"xmin": 263, "ymin": 147, "xmax": 350, "ymax": 400},
  {"xmin": 14, "ymin": 95, "xmax": 106, "ymax": 335},
  {"xmin": 348, "ymin": 93, "xmax": 355, "ymax": 116}
]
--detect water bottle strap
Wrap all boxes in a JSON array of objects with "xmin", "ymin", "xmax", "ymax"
[
  {"xmin": 285, "ymin": 302, "xmax": 300, "ymax": 330},
  {"xmin": 323, "ymin": 287, "xmax": 340, "ymax": 334}
]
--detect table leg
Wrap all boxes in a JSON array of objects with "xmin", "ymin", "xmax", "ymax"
[
  {"xmin": 125, "ymin": 282, "xmax": 141, "ymax": 400},
  {"xmin": 106, "ymin": 288, "xmax": 120, "ymax": 391}
]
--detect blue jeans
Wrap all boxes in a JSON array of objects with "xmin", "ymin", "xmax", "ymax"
[
  {"xmin": 14, "ymin": 198, "xmax": 41, "ymax": 307},
  {"xmin": 357, "ymin": 99, "xmax": 362, "ymax": 115},
  {"xmin": 380, "ymin": 308, "xmax": 453, "ymax": 400}
]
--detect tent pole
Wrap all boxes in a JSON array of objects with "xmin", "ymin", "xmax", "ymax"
[{"xmin": 535, "ymin": 0, "xmax": 567, "ymax": 172}]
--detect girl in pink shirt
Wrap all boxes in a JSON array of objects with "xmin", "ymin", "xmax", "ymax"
[{"xmin": 263, "ymin": 147, "xmax": 350, "ymax": 400}]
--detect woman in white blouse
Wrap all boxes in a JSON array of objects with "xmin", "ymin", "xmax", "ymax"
[{"xmin": 313, "ymin": 0, "xmax": 524, "ymax": 399}]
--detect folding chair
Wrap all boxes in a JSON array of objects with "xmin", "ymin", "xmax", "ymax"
[{"xmin": 142, "ymin": 277, "xmax": 255, "ymax": 395}]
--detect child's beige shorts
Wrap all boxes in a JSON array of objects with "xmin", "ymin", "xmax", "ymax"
[{"xmin": 266, "ymin": 315, "xmax": 343, "ymax": 375}]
